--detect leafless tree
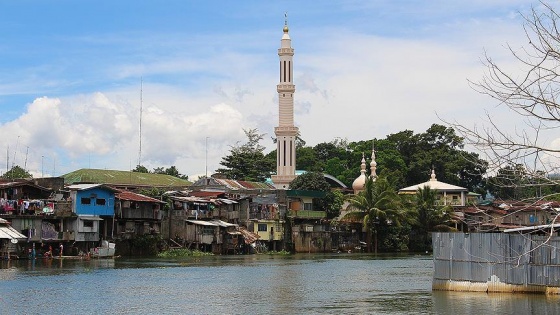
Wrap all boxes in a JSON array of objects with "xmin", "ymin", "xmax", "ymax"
[{"xmin": 448, "ymin": 2, "xmax": 560, "ymax": 197}]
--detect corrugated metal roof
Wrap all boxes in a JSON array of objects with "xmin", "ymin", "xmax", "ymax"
[
  {"xmin": 189, "ymin": 191, "xmax": 225, "ymax": 198},
  {"xmin": 79, "ymin": 216, "xmax": 104, "ymax": 221},
  {"xmin": 116, "ymin": 190, "xmax": 165, "ymax": 203},
  {"xmin": 0, "ymin": 181, "xmax": 51, "ymax": 191},
  {"xmin": 238, "ymin": 226, "xmax": 260, "ymax": 244},
  {"xmin": 185, "ymin": 219, "xmax": 238, "ymax": 227},
  {"xmin": 67, "ymin": 183, "xmax": 120, "ymax": 192},
  {"xmin": 185, "ymin": 220, "xmax": 218, "ymax": 226},
  {"xmin": 216, "ymin": 198, "xmax": 238, "ymax": 205},
  {"xmin": 0, "ymin": 224, "xmax": 27, "ymax": 240},
  {"xmin": 212, "ymin": 220, "xmax": 238, "ymax": 227},
  {"xmin": 67, "ymin": 183, "xmax": 103, "ymax": 190},
  {"xmin": 213, "ymin": 178, "xmax": 275, "ymax": 190},
  {"xmin": 504, "ymin": 223, "xmax": 560, "ymax": 233},
  {"xmin": 170, "ymin": 196, "xmax": 214, "ymax": 204}
]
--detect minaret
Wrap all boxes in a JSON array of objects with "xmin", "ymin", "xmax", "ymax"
[
  {"xmin": 370, "ymin": 141, "xmax": 377, "ymax": 181},
  {"xmin": 272, "ymin": 14, "xmax": 298, "ymax": 189}
]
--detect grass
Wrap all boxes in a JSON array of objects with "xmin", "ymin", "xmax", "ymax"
[{"xmin": 157, "ymin": 248, "xmax": 214, "ymax": 258}]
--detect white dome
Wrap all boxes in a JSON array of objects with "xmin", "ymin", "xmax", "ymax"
[
  {"xmin": 352, "ymin": 154, "xmax": 367, "ymax": 193},
  {"xmin": 352, "ymin": 173, "xmax": 367, "ymax": 191}
]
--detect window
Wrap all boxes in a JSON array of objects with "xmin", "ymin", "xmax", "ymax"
[
  {"xmin": 290, "ymin": 140, "xmax": 293, "ymax": 166},
  {"xmin": 288, "ymin": 61, "xmax": 291, "ymax": 82},
  {"xmin": 83, "ymin": 220, "xmax": 94, "ymax": 228},
  {"xmin": 96, "ymin": 198, "xmax": 106, "ymax": 206},
  {"xmin": 304, "ymin": 203, "xmax": 313, "ymax": 211},
  {"xmin": 283, "ymin": 141, "xmax": 286, "ymax": 166},
  {"xmin": 81, "ymin": 198, "xmax": 91, "ymax": 205},
  {"xmin": 258, "ymin": 224, "xmax": 268, "ymax": 232}
]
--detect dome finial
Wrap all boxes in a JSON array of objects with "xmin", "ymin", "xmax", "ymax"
[
  {"xmin": 283, "ymin": 12, "xmax": 289, "ymax": 33},
  {"xmin": 370, "ymin": 140, "xmax": 377, "ymax": 180},
  {"xmin": 430, "ymin": 168, "xmax": 437, "ymax": 181}
]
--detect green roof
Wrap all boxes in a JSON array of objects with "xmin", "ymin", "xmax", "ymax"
[
  {"xmin": 62, "ymin": 168, "xmax": 192, "ymax": 187},
  {"xmin": 286, "ymin": 190, "xmax": 327, "ymax": 198}
]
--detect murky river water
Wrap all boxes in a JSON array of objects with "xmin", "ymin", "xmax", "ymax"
[{"xmin": 1, "ymin": 253, "xmax": 559, "ymax": 314}]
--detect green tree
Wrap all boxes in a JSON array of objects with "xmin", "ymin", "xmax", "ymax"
[
  {"xmin": 164, "ymin": 166, "xmax": 188, "ymax": 180},
  {"xmin": 486, "ymin": 164, "xmax": 532, "ymax": 200},
  {"xmin": 289, "ymin": 171, "xmax": 331, "ymax": 191},
  {"xmin": 388, "ymin": 124, "xmax": 487, "ymax": 192},
  {"xmin": 2, "ymin": 165, "xmax": 32, "ymax": 179},
  {"xmin": 295, "ymin": 147, "xmax": 320, "ymax": 171},
  {"xmin": 325, "ymin": 189, "xmax": 344, "ymax": 219},
  {"xmin": 217, "ymin": 128, "xmax": 274, "ymax": 181},
  {"xmin": 152, "ymin": 167, "xmax": 165, "ymax": 174},
  {"xmin": 344, "ymin": 176, "xmax": 411, "ymax": 253},
  {"xmin": 411, "ymin": 186, "xmax": 453, "ymax": 251},
  {"xmin": 132, "ymin": 165, "xmax": 149, "ymax": 173}
]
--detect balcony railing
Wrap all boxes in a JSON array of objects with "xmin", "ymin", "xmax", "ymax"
[{"xmin": 288, "ymin": 210, "xmax": 326, "ymax": 219}]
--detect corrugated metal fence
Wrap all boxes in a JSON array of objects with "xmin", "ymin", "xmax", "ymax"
[{"xmin": 432, "ymin": 232, "xmax": 560, "ymax": 293}]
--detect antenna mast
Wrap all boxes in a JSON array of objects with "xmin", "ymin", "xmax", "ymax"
[
  {"xmin": 24, "ymin": 146, "xmax": 29, "ymax": 171},
  {"xmin": 138, "ymin": 77, "xmax": 143, "ymax": 167},
  {"xmin": 12, "ymin": 135, "xmax": 19, "ymax": 169}
]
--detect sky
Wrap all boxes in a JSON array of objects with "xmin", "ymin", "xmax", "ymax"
[{"xmin": 0, "ymin": 0, "xmax": 550, "ymax": 180}]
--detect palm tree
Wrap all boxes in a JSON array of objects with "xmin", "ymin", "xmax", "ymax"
[
  {"xmin": 414, "ymin": 186, "xmax": 453, "ymax": 250},
  {"xmin": 344, "ymin": 176, "xmax": 411, "ymax": 253}
]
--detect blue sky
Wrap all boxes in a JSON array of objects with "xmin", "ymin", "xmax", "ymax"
[{"xmin": 0, "ymin": 1, "xmax": 544, "ymax": 179}]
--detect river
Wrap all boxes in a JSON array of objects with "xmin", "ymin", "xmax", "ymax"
[{"xmin": 1, "ymin": 253, "xmax": 558, "ymax": 314}]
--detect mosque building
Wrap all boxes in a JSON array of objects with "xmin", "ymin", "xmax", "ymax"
[{"xmin": 399, "ymin": 169, "xmax": 468, "ymax": 206}]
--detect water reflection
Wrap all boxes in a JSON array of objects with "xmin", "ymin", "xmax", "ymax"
[
  {"xmin": 0, "ymin": 254, "xmax": 558, "ymax": 315},
  {"xmin": 433, "ymin": 291, "xmax": 560, "ymax": 315}
]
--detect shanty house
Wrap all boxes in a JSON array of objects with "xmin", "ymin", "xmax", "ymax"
[
  {"xmin": 66, "ymin": 184, "xmax": 118, "ymax": 243},
  {"xmin": 0, "ymin": 218, "xmax": 26, "ymax": 259},
  {"xmin": 115, "ymin": 190, "xmax": 166, "ymax": 238}
]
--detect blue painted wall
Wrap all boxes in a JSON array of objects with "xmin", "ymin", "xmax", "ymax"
[{"xmin": 74, "ymin": 187, "xmax": 115, "ymax": 216}]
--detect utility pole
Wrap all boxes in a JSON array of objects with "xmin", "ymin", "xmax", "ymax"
[
  {"xmin": 205, "ymin": 137, "xmax": 209, "ymax": 184},
  {"xmin": 138, "ymin": 77, "xmax": 143, "ymax": 168}
]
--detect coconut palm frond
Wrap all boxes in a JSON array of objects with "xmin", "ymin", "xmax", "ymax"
[{"xmin": 341, "ymin": 210, "xmax": 366, "ymax": 222}]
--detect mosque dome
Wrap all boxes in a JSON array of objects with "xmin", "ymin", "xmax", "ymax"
[
  {"xmin": 352, "ymin": 173, "xmax": 366, "ymax": 192},
  {"xmin": 352, "ymin": 154, "xmax": 367, "ymax": 193}
]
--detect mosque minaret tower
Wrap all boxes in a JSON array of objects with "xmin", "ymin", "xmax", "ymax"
[{"xmin": 272, "ymin": 15, "xmax": 298, "ymax": 189}]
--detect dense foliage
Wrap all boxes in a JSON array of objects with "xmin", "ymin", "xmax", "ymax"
[
  {"xmin": 216, "ymin": 128, "xmax": 275, "ymax": 182},
  {"xmin": 408, "ymin": 186, "xmax": 454, "ymax": 251},
  {"xmin": 345, "ymin": 176, "xmax": 413, "ymax": 252},
  {"xmin": 2, "ymin": 165, "xmax": 32, "ymax": 179},
  {"xmin": 217, "ymin": 124, "xmax": 488, "ymax": 195},
  {"xmin": 132, "ymin": 164, "xmax": 189, "ymax": 180}
]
